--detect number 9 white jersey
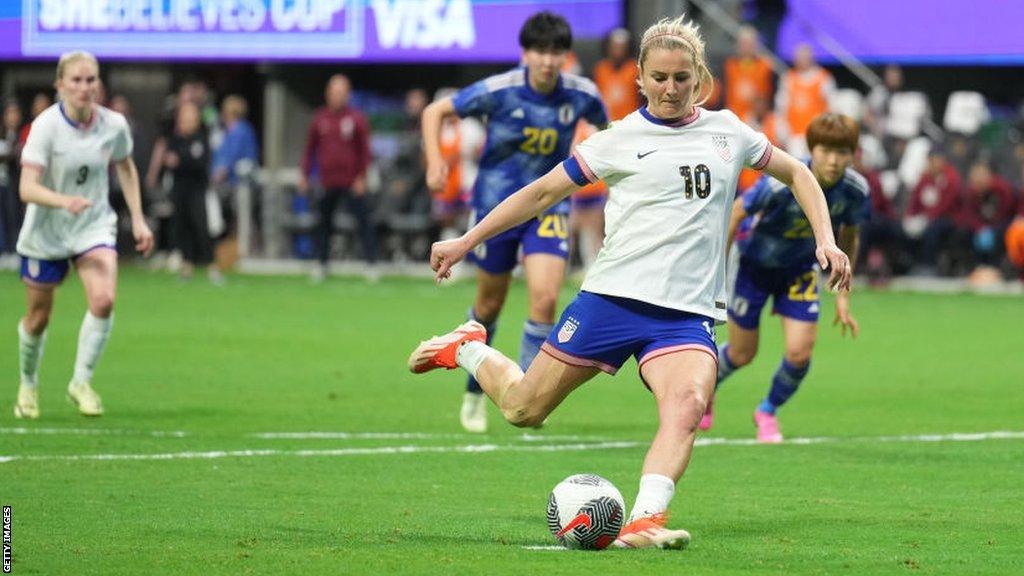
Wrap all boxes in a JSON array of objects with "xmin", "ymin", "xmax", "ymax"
[
  {"xmin": 565, "ymin": 107, "xmax": 771, "ymax": 322},
  {"xmin": 17, "ymin": 103, "xmax": 133, "ymax": 260}
]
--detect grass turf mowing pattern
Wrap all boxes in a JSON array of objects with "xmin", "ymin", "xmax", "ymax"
[{"xmin": 1, "ymin": 268, "xmax": 1022, "ymax": 575}]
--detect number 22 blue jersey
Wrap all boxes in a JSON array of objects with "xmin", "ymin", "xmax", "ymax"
[
  {"xmin": 736, "ymin": 164, "xmax": 871, "ymax": 269},
  {"xmin": 452, "ymin": 67, "xmax": 607, "ymax": 217}
]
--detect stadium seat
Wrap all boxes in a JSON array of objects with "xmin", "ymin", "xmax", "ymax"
[
  {"xmin": 943, "ymin": 91, "xmax": 990, "ymax": 135},
  {"xmin": 886, "ymin": 91, "xmax": 930, "ymax": 139},
  {"xmin": 831, "ymin": 88, "xmax": 866, "ymax": 121},
  {"xmin": 897, "ymin": 137, "xmax": 932, "ymax": 190}
]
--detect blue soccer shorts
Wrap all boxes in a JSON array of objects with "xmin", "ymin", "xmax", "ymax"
[
  {"xmin": 728, "ymin": 257, "xmax": 821, "ymax": 329},
  {"xmin": 467, "ymin": 212, "xmax": 569, "ymax": 274},
  {"xmin": 541, "ymin": 291, "xmax": 717, "ymax": 378},
  {"xmin": 19, "ymin": 244, "xmax": 116, "ymax": 287}
]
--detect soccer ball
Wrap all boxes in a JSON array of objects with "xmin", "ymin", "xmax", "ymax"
[{"xmin": 546, "ymin": 474, "xmax": 625, "ymax": 550}]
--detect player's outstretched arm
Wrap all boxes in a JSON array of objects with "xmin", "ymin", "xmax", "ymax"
[
  {"xmin": 430, "ymin": 165, "xmax": 578, "ymax": 282},
  {"xmin": 762, "ymin": 147, "xmax": 852, "ymax": 292},
  {"xmin": 19, "ymin": 164, "xmax": 91, "ymax": 214},
  {"xmin": 114, "ymin": 157, "xmax": 154, "ymax": 257},
  {"xmin": 421, "ymin": 97, "xmax": 457, "ymax": 192}
]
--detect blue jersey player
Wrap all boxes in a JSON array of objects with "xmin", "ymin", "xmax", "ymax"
[
  {"xmin": 421, "ymin": 12, "xmax": 608, "ymax": 433},
  {"xmin": 702, "ymin": 113, "xmax": 868, "ymax": 442}
]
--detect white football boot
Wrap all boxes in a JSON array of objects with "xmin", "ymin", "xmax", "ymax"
[
  {"xmin": 14, "ymin": 383, "xmax": 40, "ymax": 419},
  {"xmin": 68, "ymin": 381, "xmax": 104, "ymax": 417},
  {"xmin": 460, "ymin": 392, "xmax": 488, "ymax": 433}
]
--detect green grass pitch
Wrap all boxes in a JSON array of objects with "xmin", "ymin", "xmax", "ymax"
[{"xmin": 1, "ymin": 268, "xmax": 1022, "ymax": 575}]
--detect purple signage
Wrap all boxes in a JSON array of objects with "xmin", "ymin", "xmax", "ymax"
[
  {"xmin": 778, "ymin": 0, "xmax": 1024, "ymax": 65},
  {"xmin": 0, "ymin": 1, "xmax": 622, "ymax": 62}
]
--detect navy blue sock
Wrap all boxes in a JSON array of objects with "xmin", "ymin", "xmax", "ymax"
[
  {"xmin": 519, "ymin": 320, "xmax": 554, "ymax": 372},
  {"xmin": 758, "ymin": 358, "xmax": 810, "ymax": 414},
  {"xmin": 466, "ymin": 308, "xmax": 497, "ymax": 394},
  {"xmin": 715, "ymin": 343, "xmax": 739, "ymax": 389}
]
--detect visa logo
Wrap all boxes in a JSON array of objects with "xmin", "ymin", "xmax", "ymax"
[{"xmin": 372, "ymin": 0, "xmax": 475, "ymax": 49}]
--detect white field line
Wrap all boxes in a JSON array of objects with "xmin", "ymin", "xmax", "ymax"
[
  {"xmin": 0, "ymin": 441, "xmax": 643, "ymax": 464},
  {"xmin": 0, "ymin": 427, "xmax": 187, "ymax": 438},
  {"xmin": 1, "ymin": 431, "xmax": 1023, "ymax": 465},
  {"xmin": 521, "ymin": 545, "xmax": 569, "ymax": 551},
  {"xmin": 249, "ymin": 431, "xmax": 610, "ymax": 442}
]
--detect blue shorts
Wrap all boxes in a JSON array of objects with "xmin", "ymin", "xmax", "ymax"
[
  {"xmin": 19, "ymin": 244, "xmax": 116, "ymax": 287},
  {"xmin": 728, "ymin": 257, "xmax": 820, "ymax": 329},
  {"xmin": 541, "ymin": 291, "xmax": 717, "ymax": 378},
  {"xmin": 467, "ymin": 212, "xmax": 569, "ymax": 274},
  {"xmin": 571, "ymin": 194, "xmax": 607, "ymax": 211}
]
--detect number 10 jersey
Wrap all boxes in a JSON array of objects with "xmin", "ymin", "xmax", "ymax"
[{"xmin": 563, "ymin": 107, "xmax": 771, "ymax": 322}]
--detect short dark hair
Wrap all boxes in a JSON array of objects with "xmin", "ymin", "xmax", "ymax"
[
  {"xmin": 519, "ymin": 11, "xmax": 572, "ymax": 51},
  {"xmin": 806, "ymin": 113, "xmax": 859, "ymax": 152}
]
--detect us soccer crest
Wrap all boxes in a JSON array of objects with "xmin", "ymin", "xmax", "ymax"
[
  {"xmin": 557, "ymin": 317, "xmax": 579, "ymax": 343},
  {"xmin": 712, "ymin": 135, "xmax": 732, "ymax": 161},
  {"xmin": 558, "ymin": 104, "xmax": 575, "ymax": 125}
]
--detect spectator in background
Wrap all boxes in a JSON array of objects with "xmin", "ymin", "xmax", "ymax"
[
  {"xmin": 1, "ymin": 100, "xmax": 24, "ymax": 256},
  {"xmin": 904, "ymin": 148, "xmax": 963, "ymax": 273},
  {"xmin": 403, "ymin": 88, "xmax": 428, "ymax": 132},
  {"xmin": 211, "ymin": 95, "xmax": 259, "ymax": 188},
  {"xmin": 864, "ymin": 64, "xmax": 903, "ymax": 139},
  {"xmin": 737, "ymin": 95, "xmax": 780, "ymax": 193},
  {"xmin": 568, "ymin": 121, "xmax": 607, "ymax": 275},
  {"xmin": 854, "ymin": 148, "xmax": 903, "ymax": 283},
  {"xmin": 724, "ymin": 26, "xmax": 773, "ymax": 122},
  {"xmin": 299, "ymin": 73, "xmax": 375, "ymax": 282},
  {"xmin": 593, "ymin": 28, "xmax": 640, "ymax": 121},
  {"xmin": 165, "ymin": 102, "xmax": 222, "ymax": 285},
  {"xmin": 959, "ymin": 161, "xmax": 1017, "ymax": 271},
  {"xmin": 776, "ymin": 44, "xmax": 834, "ymax": 156},
  {"xmin": 1005, "ymin": 205, "xmax": 1024, "ymax": 278},
  {"xmin": 18, "ymin": 93, "xmax": 51, "ymax": 147}
]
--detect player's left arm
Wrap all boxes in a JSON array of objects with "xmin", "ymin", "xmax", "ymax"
[
  {"xmin": 833, "ymin": 223, "xmax": 860, "ymax": 338},
  {"xmin": 113, "ymin": 157, "xmax": 154, "ymax": 257},
  {"xmin": 762, "ymin": 147, "xmax": 851, "ymax": 292}
]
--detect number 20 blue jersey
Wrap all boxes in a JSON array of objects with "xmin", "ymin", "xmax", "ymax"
[
  {"xmin": 452, "ymin": 67, "xmax": 608, "ymax": 217},
  {"xmin": 736, "ymin": 164, "xmax": 871, "ymax": 269}
]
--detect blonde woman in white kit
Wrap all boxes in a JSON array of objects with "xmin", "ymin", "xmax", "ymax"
[
  {"xmin": 14, "ymin": 51, "xmax": 153, "ymax": 419},
  {"xmin": 408, "ymin": 16, "xmax": 851, "ymax": 548}
]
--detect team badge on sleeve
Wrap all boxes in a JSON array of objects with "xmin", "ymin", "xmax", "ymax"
[
  {"xmin": 557, "ymin": 317, "xmax": 579, "ymax": 343},
  {"xmin": 558, "ymin": 104, "xmax": 575, "ymax": 125},
  {"xmin": 712, "ymin": 134, "xmax": 732, "ymax": 162}
]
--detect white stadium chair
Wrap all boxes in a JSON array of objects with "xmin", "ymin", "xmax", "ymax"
[{"xmin": 943, "ymin": 91, "xmax": 990, "ymax": 135}]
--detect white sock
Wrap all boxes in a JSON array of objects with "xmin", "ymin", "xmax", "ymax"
[
  {"xmin": 629, "ymin": 474, "xmax": 676, "ymax": 522},
  {"xmin": 456, "ymin": 340, "xmax": 492, "ymax": 379},
  {"xmin": 72, "ymin": 312, "xmax": 114, "ymax": 385},
  {"xmin": 18, "ymin": 321, "xmax": 46, "ymax": 389}
]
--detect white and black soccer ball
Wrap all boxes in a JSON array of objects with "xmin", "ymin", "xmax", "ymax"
[{"xmin": 546, "ymin": 474, "xmax": 625, "ymax": 550}]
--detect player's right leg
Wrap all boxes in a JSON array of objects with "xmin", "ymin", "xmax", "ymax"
[
  {"xmin": 15, "ymin": 259, "xmax": 66, "ymax": 419},
  {"xmin": 408, "ymin": 321, "xmax": 598, "ymax": 428}
]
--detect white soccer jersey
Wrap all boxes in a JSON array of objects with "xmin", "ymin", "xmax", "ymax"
[
  {"xmin": 17, "ymin": 103, "xmax": 133, "ymax": 260},
  {"xmin": 568, "ymin": 107, "xmax": 771, "ymax": 322}
]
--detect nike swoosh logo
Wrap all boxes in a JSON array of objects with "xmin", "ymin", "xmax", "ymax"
[
  {"xmin": 557, "ymin": 513, "xmax": 593, "ymax": 537},
  {"xmin": 637, "ymin": 150, "xmax": 657, "ymax": 159}
]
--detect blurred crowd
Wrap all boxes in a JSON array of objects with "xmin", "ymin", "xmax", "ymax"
[{"xmin": 2, "ymin": 24, "xmax": 1023, "ymax": 285}]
